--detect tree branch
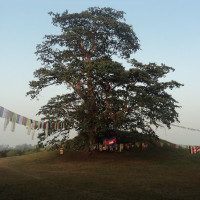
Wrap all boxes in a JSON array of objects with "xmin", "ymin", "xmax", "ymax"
[{"xmin": 109, "ymin": 102, "xmax": 129, "ymax": 120}]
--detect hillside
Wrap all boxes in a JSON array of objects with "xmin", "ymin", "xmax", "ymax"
[{"xmin": 0, "ymin": 147, "xmax": 200, "ymax": 200}]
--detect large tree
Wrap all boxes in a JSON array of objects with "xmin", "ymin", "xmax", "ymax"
[{"xmin": 27, "ymin": 7, "xmax": 182, "ymax": 146}]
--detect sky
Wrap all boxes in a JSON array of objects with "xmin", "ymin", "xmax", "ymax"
[{"xmin": 0, "ymin": 0, "xmax": 200, "ymax": 147}]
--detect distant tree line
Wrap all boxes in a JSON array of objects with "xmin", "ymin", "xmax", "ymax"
[{"xmin": 0, "ymin": 144, "xmax": 39, "ymax": 158}]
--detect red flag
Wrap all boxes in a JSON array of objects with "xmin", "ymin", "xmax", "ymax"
[
  {"xmin": 106, "ymin": 137, "xmax": 117, "ymax": 146},
  {"xmin": 191, "ymin": 146, "xmax": 200, "ymax": 154},
  {"xmin": 43, "ymin": 122, "xmax": 46, "ymax": 129}
]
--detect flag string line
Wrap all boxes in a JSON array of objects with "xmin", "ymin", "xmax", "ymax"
[
  {"xmin": 0, "ymin": 105, "xmax": 70, "ymax": 139},
  {"xmin": 1, "ymin": 105, "xmax": 200, "ymax": 134},
  {"xmin": 171, "ymin": 124, "xmax": 200, "ymax": 132}
]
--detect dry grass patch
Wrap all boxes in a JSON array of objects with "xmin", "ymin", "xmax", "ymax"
[{"xmin": 0, "ymin": 148, "xmax": 200, "ymax": 200}]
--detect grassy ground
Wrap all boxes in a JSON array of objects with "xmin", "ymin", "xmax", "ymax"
[{"xmin": 0, "ymin": 147, "xmax": 200, "ymax": 200}]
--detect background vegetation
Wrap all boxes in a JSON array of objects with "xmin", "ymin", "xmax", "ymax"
[{"xmin": 0, "ymin": 144, "xmax": 39, "ymax": 158}]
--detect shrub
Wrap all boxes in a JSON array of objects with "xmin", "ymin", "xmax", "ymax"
[
  {"xmin": 66, "ymin": 134, "xmax": 89, "ymax": 151},
  {"xmin": 6, "ymin": 150, "xmax": 22, "ymax": 157}
]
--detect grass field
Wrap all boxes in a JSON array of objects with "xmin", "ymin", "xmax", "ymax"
[{"xmin": 0, "ymin": 147, "xmax": 200, "ymax": 200}]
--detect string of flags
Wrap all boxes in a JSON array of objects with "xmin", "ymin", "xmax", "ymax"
[
  {"xmin": 157, "ymin": 141, "xmax": 200, "ymax": 155},
  {"xmin": 93, "ymin": 138, "xmax": 195, "ymax": 153},
  {"xmin": 1, "ymin": 104, "xmax": 200, "ymax": 155},
  {"xmin": 171, "ymin": 124, "xmax": 200, "ymax": 132},
  {"xmin": 96, "ymin": 139, "xmax": 148, "ymax": 152},
  {"xmin": 190, "ymin": 146, "xmax": 200, "ymax": 154},
  {"xmin": 97, "ymin": 138, "xmax": 200, "ymax": 155},
  {"xmin": 0, "ymin": 105, "xmax": 69, "ymax": 140},
  {"xmin": 1, "ymin": 104, "xmax": 200, "ymax": 140}
]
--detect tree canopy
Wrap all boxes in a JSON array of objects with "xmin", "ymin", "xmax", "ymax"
[{"xmin": 27, "ymin": 7, "xmax": 182, "ymax": 147}]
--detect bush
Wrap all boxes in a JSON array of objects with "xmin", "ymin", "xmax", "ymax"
[
  {"xmin": 66, "ymin": 134, "xmax": 89, "ymax": 151},
  {"xmin": 0, "ymin": 150, "xmax": 9, "ymax": 158},
  {"xmin": 6, "ymin": 150, "xmax": 23, "ymax": 157},
  {"xmin": 24, "ymin": 148, "xmax": 39, "ymax": 155}
]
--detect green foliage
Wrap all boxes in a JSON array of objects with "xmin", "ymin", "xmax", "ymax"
[
  {"xmin": 37, "ymin": 130, "xmax": 70, "ymax": 150},
  {"xmin": 27, "ymin": 7, "xmax": 183, "ymax": 147},
  {"xmin": 6, "ymin": 150, "xmax": 22, "ymax": 157},
  {"xmin": 65, "ymin": 134, "xmax": 90, "ymax": 151},
  {"xmin": 24, "ymin": 148, "xmax": 40, "ymax": 155},
  {"xmin": 114, "ymin": 130, "xmax": 158, "ymax": 144},
  {"xmin": 0, "ymin": 145, "xmax": 39, "ymax": 158},
  {"xmin": 0, "ymin": 150, "xmax": 8, "ymax": 158}
]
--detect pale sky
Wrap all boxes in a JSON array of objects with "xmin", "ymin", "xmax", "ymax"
[{"xmin": 0, "ymin": 0, "xmax": 200, "ymax": 147}]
